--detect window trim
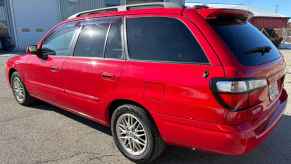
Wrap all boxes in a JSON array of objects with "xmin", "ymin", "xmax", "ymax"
[
  {"xmin": 124, "ymin": 16, "xmax": 210, "ymax": 65},
  {"xmin": 103, "ymin": 23, "xmax": 112, "ymax": 58},
  {"xmin": 104, "ymin": 17, "xmax": 126, "ymax": 60}
]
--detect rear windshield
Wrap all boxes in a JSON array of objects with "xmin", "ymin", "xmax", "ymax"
[{"xmin": 210, "ymin": 21, "xmax": 281, "ymax": 66}]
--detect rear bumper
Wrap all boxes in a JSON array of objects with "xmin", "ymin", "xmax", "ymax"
[{"xmin": 156, "ymin": 89, "xmax": 288, "ymax": 155}]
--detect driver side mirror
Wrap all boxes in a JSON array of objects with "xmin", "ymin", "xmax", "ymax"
[
  {"xmin": 26, "ymin": 45, "xmax": 55, "ymax": 60},
  {"xmin": 26, "ymin": 45, "xmax": 38, "ymax": 54}
]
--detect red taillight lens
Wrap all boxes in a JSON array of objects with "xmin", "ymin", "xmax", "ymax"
[{"xmin": 213, "ymin": 79, "xmax": 268, "ymax": 111}]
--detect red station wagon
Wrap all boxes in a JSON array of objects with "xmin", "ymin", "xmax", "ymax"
[{"xmin": 5, "ymin": 3, "xmax": 288, "ymax": 163}]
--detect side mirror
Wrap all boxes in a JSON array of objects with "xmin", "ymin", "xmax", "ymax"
[
  {"xmin": 39, "ymin": 48, "xmax": 56, "ymax": 59},
  {"xmin": 26, "ymin": 45, "xmax": 55, "ymax": 60},
  {"xmin": 26, "ymin": 45, "xmax": 38, "ymax": 54}
]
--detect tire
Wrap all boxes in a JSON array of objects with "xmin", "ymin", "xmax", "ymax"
[
  {"xmin": 111, "ymin": 104, "xmax": 165, "ymax": 164},
  {"xmin": 10, "ymin": 72, "xmax": 34, "ymax": 106}
]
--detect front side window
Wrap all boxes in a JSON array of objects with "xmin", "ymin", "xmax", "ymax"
[
  {"xmin": 42, "ymin": 23, "xmax": 78, "ymax": 56},
  {"xmin": 126, "ymin": 17, "xmax": 208, "ymax": 63},
  {"xmin": 74, "ymin": 23, "xmax": 109, "ymax": 57}
]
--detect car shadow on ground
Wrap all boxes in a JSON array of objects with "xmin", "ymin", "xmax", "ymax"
[
  {"xmin": 30, "ymin": 102, "xmax": 112, "ymax": 136},
  {"xmin": 31, "ymin": 102, "xmax": 291, "ymax": 164}
]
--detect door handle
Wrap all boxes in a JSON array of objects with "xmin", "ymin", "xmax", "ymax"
[
  {"xmin": 101, "ymin": 72, "xmax": 115, "ymax": 80},
  {"xmin": 50, "ymin": 66, "xmax": 59, "ymax": 72}
]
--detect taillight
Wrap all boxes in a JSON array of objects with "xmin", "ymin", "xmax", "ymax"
[{"xmin": 212, "ymin": 79, "xmax": 268, "ymax": 111}]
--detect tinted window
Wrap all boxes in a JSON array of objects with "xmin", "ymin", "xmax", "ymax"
[
  {"xmin": 126, "ymin": 17, "xmax": 208, "ymax": 63},
  {"xmin": 74, "ymin": 23, "xmax": 109, "ymax": 57},
  {"xmin": 42, "ymin": 24, "xmax": 77, "ymax": 56},
  {"xmin": 105, "ymin": 19, "xmax": 123, "ymax": 59},
  {"xmin": 210, "ymin": 22, "xmax": 281, "ymax": 66}
]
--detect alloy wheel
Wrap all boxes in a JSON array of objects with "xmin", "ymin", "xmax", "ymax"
[
  {"xmin": 12, "ymin": 77, "xmax": 25, "ymax": 103},
  {"xmin": 116, "ymin": 113, "xmax": 148, "ymax": 156}
]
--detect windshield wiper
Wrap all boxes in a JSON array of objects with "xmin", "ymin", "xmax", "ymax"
[{"xmin": 245, "ymin": 46, "xmax": 272, "ymax": 55}]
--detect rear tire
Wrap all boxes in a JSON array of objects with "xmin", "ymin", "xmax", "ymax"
[
  {"xmin": 111, "ymin": 104, "xmax": 165, "ymax": 163},
  {"xmin": 10, "ymin": 72, "xmax": 34, "ymax": 106}
]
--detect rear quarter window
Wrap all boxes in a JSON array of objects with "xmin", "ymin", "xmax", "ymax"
[
  {"xmin": 126, "ymin": 17, "xmax": 209, "ymax": 63},
  {"xmin": 210, "ymin": 22, "xmax": 281, "ymax": 66}
]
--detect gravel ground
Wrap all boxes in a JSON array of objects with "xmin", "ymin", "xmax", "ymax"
[{"xmin": 0, "ymin": 51, "xmax": 291, "ymax": 164}]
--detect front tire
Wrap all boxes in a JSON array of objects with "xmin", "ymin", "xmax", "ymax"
[
  {"xmin": 111, "ymin": 104, "xmax": 165, "ymax": 163},
  {"xmin": 10, "ymin": 72, "xmax": 34, "ymax": 106}
]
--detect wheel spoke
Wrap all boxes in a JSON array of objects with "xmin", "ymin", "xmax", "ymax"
[
  {"xmin": 132, "ymin": 140, "xmax": 138, "ymax": 152},
  {"xmin": 135, "ymin": 133, "xmax": 146, "ymax": 138},
  {"xmin": 129, "ymin": 138, "xmax": 133, "ymax": 150},
  {"xmin": 125, "ymin": 116, "xmax": 130, "ymax": 127},
  {"xmin": 120, "ymin": 136, "xmax": 128, "ymax": 139},
  {"xmin": 119, "ymin": 128, "xmax": 127, "ymax": 135},
  {"xmin": 119, "ymin": 123, "xmax": 126, "ymax": 130},
  {"xmin": 130, "ymin": 120, "xmax": 138, "ymax": 130},
  {"xmin": 134, "ymin": 140, "xmax": 142, "ymax": 151},
  {"xmin": 133, "ymin": 138, "xmax": 145, "ymax": 146}
]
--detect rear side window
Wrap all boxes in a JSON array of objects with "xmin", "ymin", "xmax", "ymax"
[
  {"xmin": 74, "ymin": 23, "xmax": 109, "ymax": 57},
  {"xmin": 126, "ymin": 17, "xmax": 208, "ymax": 63},
  {"xmin": 210, "ymin": 22, "xmax": 281, "ymax": 66}
]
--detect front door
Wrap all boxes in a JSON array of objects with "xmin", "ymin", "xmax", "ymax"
[
  {"xmin": 61, "ymin": 17, "xmax": 124, "ymax": 121},
  {"xmin": 26, "ymin": 22, "xmax": 80, "ymax": 104}
]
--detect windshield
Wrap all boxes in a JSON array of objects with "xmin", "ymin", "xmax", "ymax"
[{"xmin": 210, "ymin": 22, "xmax": 281, "ymax": 66}]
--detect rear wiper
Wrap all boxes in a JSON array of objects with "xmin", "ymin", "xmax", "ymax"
[{"xmin": 245, "ymin": 46, "xmax": 272, "ymax": 55}]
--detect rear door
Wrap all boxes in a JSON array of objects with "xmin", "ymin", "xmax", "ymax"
[{"xmin": 61, "ymin": 17, "xmax": 124, "ymax": 120}]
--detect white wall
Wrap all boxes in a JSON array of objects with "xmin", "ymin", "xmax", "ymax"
[
  {"xmin": 9, "ymin": 0, "xmax": 184, "ymax": 50},
  {"xmin": 60, "ymin": 0, "xmax": 104, "ymax": 19},
  {"xmin": 0, "ymin": 6, "xmax": 7, "ymax": 23},
  {"xmin": 10, "ymin": 0, "xmax": 61, "ymax": 50}
]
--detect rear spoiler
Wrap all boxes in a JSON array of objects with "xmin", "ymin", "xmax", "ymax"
[{"xmin": 196, "ymin": 7, "xmax": 254, "ymax": 20}]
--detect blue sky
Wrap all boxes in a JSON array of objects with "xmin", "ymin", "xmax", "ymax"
[{"xmin": 186, "ymin": 0, "xmax": 291, "ymax": 17}]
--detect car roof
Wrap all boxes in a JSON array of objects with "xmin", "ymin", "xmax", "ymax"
[
  {"xmin": 62, "ymin": 2, "xmax": 253, "ymax": 25},
  {"xmin": 68, "ymin": 9, "xmax": 252, "ymax": 22},
  {"xmin": 67, "ymin": 8, "xmax": 184, "ymax": 22}
]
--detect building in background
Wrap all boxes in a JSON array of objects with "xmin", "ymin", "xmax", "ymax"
[
  {"xmin": 2, "ymin": 0, "xmax": 184, "ymax": 50},
  {"xmin": 2, "ymin": 0, "xmax": 105, "ymax": 50},
  {"xmin": 0, "ymin": 0, "xmax": 14, "ymax": 50},
  {"xmin": 250, "ymin": 11, "xmax": 289, "ymax": 46}
]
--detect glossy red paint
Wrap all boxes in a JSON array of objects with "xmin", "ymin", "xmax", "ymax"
[
  {"xmin": 196, "ymin": 7, "xmax": 253, "ymax": 20},
  {"xmin": 5, "ymin": 7, "xmax": 288, "ymax": 156}
]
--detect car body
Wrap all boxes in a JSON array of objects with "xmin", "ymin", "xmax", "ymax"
[{"xmin": 5, "ymin": 3, "xmax": 288, "ymax": 162}]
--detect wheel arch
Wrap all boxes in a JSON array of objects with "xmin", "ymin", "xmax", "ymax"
[{"xmin": 8, "ymin": 68, "xmax": 17, "ymax": 85}]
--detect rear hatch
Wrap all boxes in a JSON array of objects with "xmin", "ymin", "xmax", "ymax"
[{"xmin": 202, "ymin": 8, "xmax": 286, "ymax": 125}]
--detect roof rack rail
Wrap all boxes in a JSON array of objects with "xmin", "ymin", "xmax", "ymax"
[{"xmin": 67, "ymin": 2, "xmax": 183, "ymax": 19}]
